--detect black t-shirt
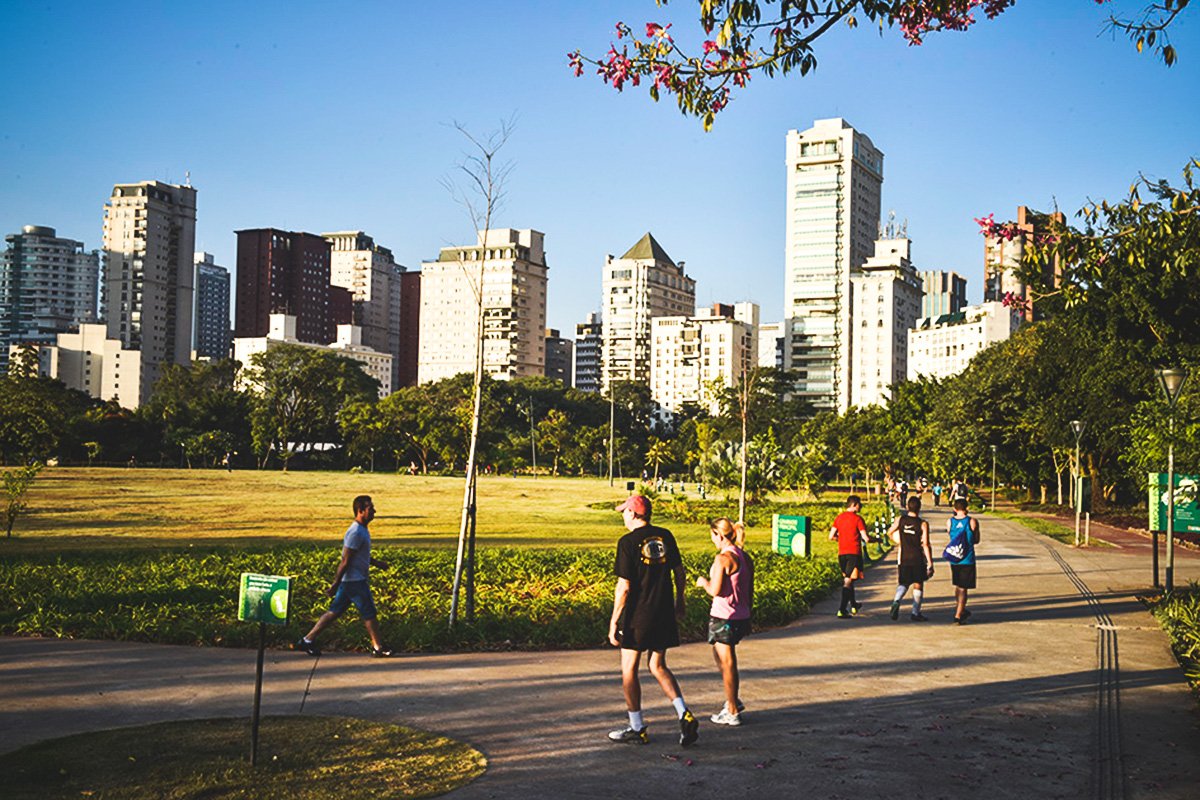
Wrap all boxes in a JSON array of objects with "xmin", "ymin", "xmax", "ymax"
[
  {"xmin": 898, "ymin": 513, "xmax": 926, "ymax": 566},
  {"xmin": 615, "ymin": 524, "xmax": 682, "ymax": 634}
]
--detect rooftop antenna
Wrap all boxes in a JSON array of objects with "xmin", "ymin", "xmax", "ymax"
[{"xmin": 185, "ymin": 170, "xmax": 192, "ymax": 187}]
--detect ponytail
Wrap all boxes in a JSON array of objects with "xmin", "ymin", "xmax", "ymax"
[{"xmin": 711, "ymin": 517, "xmax": 746, "ymax": 548}]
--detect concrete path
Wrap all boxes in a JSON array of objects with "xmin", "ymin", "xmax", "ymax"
[{"xmin": 3, "ymin": 511, "xmax": 1199, "ymax": 799}]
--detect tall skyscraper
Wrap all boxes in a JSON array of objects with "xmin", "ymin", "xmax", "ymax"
[
  {"xmin": 194, "ymin": 252, "xmax": 230, "ymax": 360},
  {"xmin": 102, "ymin": 180, "xmax": 198, "ymax": 403},
  {"xmin": 1, "ymin": 225, "xmax": 99, "ymax": 375},
  {"xmin": 544, "ymin": 328, "xmax": 574, "ymax": 386},
  {"xmin": 601, "ymin": 232, "xmax": 695, "ymax": 392},
  {"xmin": 323, "ymin": 231, "xmax": 405, "ymax": 387},
  {"xmin": 920, "ymin": 270, "xmax": 968, "ymax": 319},
  {"xmin": 784, "ymin": 119, "xmax": 883, "ymax": 412},
  {"xmin": 397, "ymin": 271, "xmax": 421, "ymax": 388},
  {"xmin": 849, "ymin": 232, "xmax": 922, "ymax": 408},
  {"xmin": 573, "ymin": 311, "xmax": 603, "ymax": 393},
  {"xmin": 417, "ymin": 228, "xmax": 548, "ymax": 384},
  {"xmin": 984, "ymin": 205, "xmax": 1065, "ymax": 322},
  {"xmin": 234, "ymin": 229, "xmax": 333, "ymax": 345}
]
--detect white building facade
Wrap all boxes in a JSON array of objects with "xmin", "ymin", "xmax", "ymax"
[
  {"xmin": 907, "ymin": 301, "xmax": 1022, "ymax": 382},
  {"xmin": 919, "ymin": 270, "xmax": 968, "ymax": 319},
  {"xmin": 233, "ymin": 314, "xmax": 393, "ymax": 397},
  {"xmin": 18, "ymin": 323, "xmax": 142, "ymax": 409},
  {"xmin": 602, "ymin": 232, "xmax": 695, "ymax": 391},
  {"xmin": 849, "ymin": 233, "xmax": 922, "ymax": 408},
  {"xmin": 650, "ymin": 304, "xmax": 757, "ymax": 415},
  {"xmin": 417, "ymin": 228, "xmax": 548, "ymax": 384},
  {"xmin": 784, "ymin": 118, "xmax": 883, "ymax": 413},
  {"xmin": 323, "ymin": 231, "xmax": 404, "ymax": 387},
  {"xmin": 101, "ymin": 180, "xmax": 198, "ymax": 404}
]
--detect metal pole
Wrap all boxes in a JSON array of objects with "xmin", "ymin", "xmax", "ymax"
[
  {"xmin": 1153, "ymin": 531, "xmax": 1160, "ymax": 589},
  {"xmin": 991, "ymin": 449, "xmax": 997, "ymax": 511},
  {"xmin": 529, "ymin": 398, "xmax": 537, "ymax": 478},
  {"xmin": 466, "ymin": 469, "xmax": 477, "ymax": 621},
  {"xmin": 1080, "ymin": 441, "xmax": 1089, "ymax": 546},
  {"xmin": 250, "ymin": 621, "xmax": 265, "ymax": 766},
  {"xmin": 1167, "ymin": 413, "xmax": 1176, "ymax": 593}
]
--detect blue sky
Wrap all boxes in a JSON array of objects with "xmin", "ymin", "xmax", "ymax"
[{"xmin": 2, "ymin": 1, "xmax": 1197, "ymax": 335}]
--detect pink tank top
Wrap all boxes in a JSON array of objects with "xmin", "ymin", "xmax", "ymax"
[{"xmin": 710, "ymin": 544, "xmax": 752, "ymax": 621}]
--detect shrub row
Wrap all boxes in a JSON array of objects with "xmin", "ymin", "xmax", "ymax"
[
  {"xmin": 0, "ymin": 546, "xmax": 840, "ymax": 653},
  {"xmin": 1150, "ymin": 583, "xmax": 1200, "ymax": 696}
]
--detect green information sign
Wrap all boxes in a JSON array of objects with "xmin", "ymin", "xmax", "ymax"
[
  {"xmin": 237, "ymin": 573, "xmax": 291, "ymax": 625},
  {"xmin": 772, "ymin": 514, "xmax": 811, "ymax": 557},
  {"xmin": 1148, "ymin": 473, "xmax": 1200, "ymax": 533}
]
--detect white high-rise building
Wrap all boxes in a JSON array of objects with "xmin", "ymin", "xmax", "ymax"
[
  {"xmin": 573, "ymin": 311, "xmax": 603, "ymax": 393},
  {"xmin": 849, "ymin": 231, "xmax": 923, "ymax": 408},
  {"xmin": 784, "ymin": 119, "xmax": 883, "ymax": 412},
  {"xmin": 602, "ymin": 232, "xmax": 695, "ymax": 391},
  {"xmin": 1, "ymin": 225, "xmax": 99, "ymax": 375},
  {"xmin": 417, "ymin": 228, "xmax": 548, "ymax": 384},
  {"xmin": 19, "ymin": 323, "xmax": 142, "ymax": 409},
  {"xmin": 650, "ymin": 303, "xmax": 757, "ymax": 414},
  {"xmin": 101, "ymin": 180, "xmax": 198, "ymax": 404},
  {"xmin": 323, "ymin": 231, "xmax": 405, "ymax": 387},
  {"xmin": 908, "ymin": 301, "xmax": 1022, "ymax": 381}
]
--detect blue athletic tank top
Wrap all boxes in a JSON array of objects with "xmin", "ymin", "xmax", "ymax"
[{"xmin": 949, "ymin": 515, "xmax": 975, "ymax": 565}]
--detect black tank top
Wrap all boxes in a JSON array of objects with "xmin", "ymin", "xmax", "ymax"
[{"xmin": 898, "ymin": 514, "xmax": 924, "ymax": 565}]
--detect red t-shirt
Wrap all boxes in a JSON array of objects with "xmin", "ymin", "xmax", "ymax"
[{"xmin": 832, "ymin": 511, "xmax": 867, "ymax": 556}]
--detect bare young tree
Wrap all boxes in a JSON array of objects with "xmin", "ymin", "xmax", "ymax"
[{"xmin": 442, "ymin": 119, "xmax": 514, "ymax": 627}]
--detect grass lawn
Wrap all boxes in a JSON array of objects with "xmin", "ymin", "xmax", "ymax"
[
  {"xmin": 0, "ymin": 716, "xmax": 485, "ymax": 800},
  {"xmin": 12, "ymin": 467, "xmax": 852, "ymax": 556}
]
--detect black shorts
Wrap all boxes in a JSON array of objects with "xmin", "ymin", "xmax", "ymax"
[
  {"xmin": 619, "ymin": 620, "xmax": 680, "ymax": 652},
  {"xmin": 898, "ymin": 564, "xmax": 927, "ymax": 587},
  {"xmin": 707, "ymin": 616, "xmax": 751, "ymax": 646},
  {"xmin": 839, "ymin": 554, "xmax": 864, "ymax": 579},
  {"xmin": 951, "ymin": 564, "xmax": 977, "ymax": 589}
]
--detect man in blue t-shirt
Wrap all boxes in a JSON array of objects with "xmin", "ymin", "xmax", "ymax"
[{"xmin": 295, "ymin": 495, "xmax": 395, "ymax": 657}]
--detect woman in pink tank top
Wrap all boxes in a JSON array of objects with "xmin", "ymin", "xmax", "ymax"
[{"xmin": 695, "ymin": 517, "xmax": 754, "ymax": 726}]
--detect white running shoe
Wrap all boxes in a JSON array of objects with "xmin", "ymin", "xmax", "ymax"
[{"xmin": 710, "ymin": 708, "xmax": 742, "ymax": 726}]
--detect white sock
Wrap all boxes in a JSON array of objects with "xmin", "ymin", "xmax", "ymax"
[
  {"xmin": 672, "ymin": 697, "xmax": 688, "ymax": 719},
  {"xmin": 302, "ymin": 636, "xmax": 312, "ymax": 643},
  {"xmin": 912, "ymin": 589, "xmax": 924, "ymax": 615},
  {"xmin": 628, "ymin": 710, "xmax": 644, "ymax": 731},
  {"xmin": 893, "ymin": 585, "xmax": 907, "ymax": 604}
]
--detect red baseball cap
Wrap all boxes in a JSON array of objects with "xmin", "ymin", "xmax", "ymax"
[{"xmin": 616, "ymin": 495, "xmax": 650, "ymax": 516}]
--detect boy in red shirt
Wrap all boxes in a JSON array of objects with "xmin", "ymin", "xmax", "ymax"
[{"xmin": 829, "ymin": 495, "xmax": 869, "ymax": 618}]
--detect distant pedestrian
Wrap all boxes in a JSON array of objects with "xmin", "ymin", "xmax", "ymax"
[
  {"xmin": 946, "ymin": 498, "xmax": 981, "ymax": 624},
  {"xmin": 888, "ymin": 495, "xmax": 934, "ymax": 622},
  {"xmin": 829, "ymin": 495, "xmax": 869, "ymax": 618},
  {"xmin": 295, "ymin": 495, "xmax": 395, "ymax": 658},
  {"xmin": 932, "ymin": 482, "xmax": 943, "ymax": 507},
  {"xmin": 696, "ymin": 517, "xmax": 753, "ymax": 726},
  {"xmin": 951, "ymin": 479, "xmax": 970, "ymax": 507},
  {"xmin": 607, "ymin": 494, "xmax": 699, "ymax": 747},
  {"xmin": 222, "ymin": 452, "xmax": 232, "ymax": 472},
  {"xmin": 897, "ymin": 478, "xmax": 909, "ymax": 508}
]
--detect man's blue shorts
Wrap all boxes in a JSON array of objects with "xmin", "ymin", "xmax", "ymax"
[{"xmin": 329, "ymin": 579, "xmax": 377, "ymax": 620}]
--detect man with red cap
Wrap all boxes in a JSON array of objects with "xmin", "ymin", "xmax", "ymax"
[{"xmin": 606, "ymin": 493, "xmax": 699, "ymax": 747}]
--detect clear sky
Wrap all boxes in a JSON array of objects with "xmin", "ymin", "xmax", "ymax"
[{"xmin": 2, "ymin": 1, "xmax": 1197, "ymax": 336}]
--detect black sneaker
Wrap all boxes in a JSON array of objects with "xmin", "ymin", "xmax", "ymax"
[
  {"xmin": 371, "ymin": 646, "xmax": 396, "ymax": 658},
  {"xmin": 679, "ymin": 709, "xmax": 699, "ymax": 746},
  {"xmin": 294, "ymin": 637, "xmax": 320, "ymax": 656},
  {"xmin": 955, "ymin": 609, "xmax": 973, "ymax": 625},
  {"xmin": 889, "ymin": 601, "xmax": 900, "ymax": 621},
  {"xmin": 608, "ymin": 726, "xmax": 648, "ymax": 744},
  {"xmin": 910, "ymin": 613, "xmax": 929, "ymax": 622}
]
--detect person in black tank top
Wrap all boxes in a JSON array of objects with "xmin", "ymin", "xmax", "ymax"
[{"xmin": 887, "ymin": 495, "xmax": 933, "ymax": 621}]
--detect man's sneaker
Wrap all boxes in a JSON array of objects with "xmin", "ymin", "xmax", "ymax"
[
  {"xmin": 910, "ymin": 613, "xmax": 929, "ymax": 622},
  {"xmin": 371, "ymin": 646, "xmax": 396, "ymax": 658},
  {"xmin": 736, "ymin": 699, "xmax": 745, "ymax": 713},
  {"xmin": 836, "ymin": 608, "xmax": 850, "ymax": 618},
  {"xmin": 294, "ymin": 637, "xmax": 320, "ymax": 656},
  {"xmin": 679, "ymin": 709, "xmax": 699, "ymax": 746},
  {"xmin": 850, "ymin": 602, "xmax": 862, "ymax": 616},
  {"xmin": 711, "ymin": 708, "xmax": 742, "ymax": 726},
  {"xmin": 955, "ymin": 609, "xmax": 973, "ymax": 625},
  {"xmin": 608, "ymin": 726, "xmax": 648, "ymax": 745},
  {"xmin": 889, "ymin": 601, "xmax": 901, "ymax": 621}
]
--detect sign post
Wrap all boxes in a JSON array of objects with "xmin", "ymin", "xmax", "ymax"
[
  {"xmin": 1148, "ymin": 473, "xmax": 1200, "ymax": 589},
  {"xmin": 237, "ymin": 572, "xmax": 291, "ymax": 766},
  {"xmin": 771, "ymin": 514, "xmax": 811, "ymax": 557}
]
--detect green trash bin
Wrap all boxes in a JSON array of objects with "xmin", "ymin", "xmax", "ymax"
[{"xmin": 772, "ymin": 514, "xmax": 811, "ymax": 557}]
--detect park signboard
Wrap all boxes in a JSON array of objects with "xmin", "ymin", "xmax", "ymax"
[
  {"xmin": 237, "ymin": 573, "xmax": 291, "ymax": 625},
  {"xmin": 1148, "ymin": 473, "xmax": 1200, "ymax": 533},
  {"xmin": 772, "ymin": 514, "xmax": 811, "ymax": 557}
]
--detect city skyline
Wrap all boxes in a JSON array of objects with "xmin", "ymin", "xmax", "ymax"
[{"xmin": 2, "ymin": 2, "xmax": 1198, "ymax": 338}]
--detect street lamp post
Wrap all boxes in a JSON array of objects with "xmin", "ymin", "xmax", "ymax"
[
  {"xmin": 608, "ymin": 385, "xmax": 615, "ymax": 488},
  {"xmin": 1158, "ymin": 368, "xmax": 1189, "ymax": 593},
  {"xmin": 1070, "ymin": 420, "xmax": 1085, "ymax": 547},
  {"xmin": 990, "ymin": 444, "xmax": 997, "ymax": 511}
]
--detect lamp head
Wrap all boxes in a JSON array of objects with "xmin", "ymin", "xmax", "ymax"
[
  {"xmin": 1070, "ymin": 419, "xmax": 1084, "ymax": 439},
  {"xmin": 1157, "ymin": 367, "xmax": 1189, "ymax": 407},
  {"xmin": 990, "ymin": 444, "xmax": 997, "ymax": 455}
]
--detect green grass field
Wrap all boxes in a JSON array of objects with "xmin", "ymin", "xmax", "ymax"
[{"xmin": 12, "ymin": 467, "xmax": 853, "ymax": 555}]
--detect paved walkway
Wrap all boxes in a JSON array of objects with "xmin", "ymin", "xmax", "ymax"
[{"xmin": 3, "ymin": 511, "xmax": 1199, "ymax": 799}]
